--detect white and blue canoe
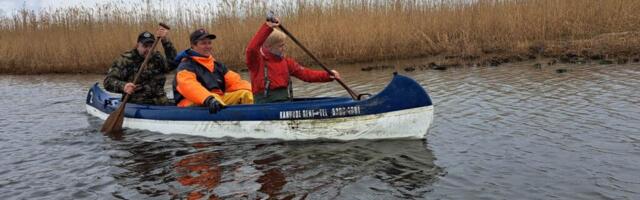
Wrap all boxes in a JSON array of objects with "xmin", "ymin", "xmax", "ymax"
[{"xmin": 85, "ymin": 73, "xmax": 434, "ymax": 140}]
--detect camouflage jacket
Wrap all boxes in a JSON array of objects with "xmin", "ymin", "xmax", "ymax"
[{"xmin": 103, "ymin": 40, "xmax": 177, "ymax": 105}]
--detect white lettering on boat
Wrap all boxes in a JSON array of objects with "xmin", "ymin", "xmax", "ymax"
[
  {"xmin": 331, "ymin": 106, "xmax": 361, "ymax": 117},
  {"xmin": 279, "ymin": 109, "xmax": 329, "ymax": 119},
  {"xmin": 88, "ymin": 91, "xmax": 94, "ymax": 104},
  {"xmin": 279, "ymin": 106, "xmax": 361, "ymax": 119}
]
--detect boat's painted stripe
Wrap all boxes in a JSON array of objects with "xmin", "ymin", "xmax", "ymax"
[{"xmin": 87, "ymin": 105, "xmax": 433, "ymax": 140}]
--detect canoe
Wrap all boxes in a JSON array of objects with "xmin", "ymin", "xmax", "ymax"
[{"xmin": 85, "ymin": 73, "xmax": 434, "ymax": 140}]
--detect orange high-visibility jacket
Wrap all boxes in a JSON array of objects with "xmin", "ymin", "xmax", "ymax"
[{"xmin": 173, "ymin": 53, "xmax": 251, "ymax": 106}]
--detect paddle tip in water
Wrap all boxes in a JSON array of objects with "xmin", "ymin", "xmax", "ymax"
[{"xmin": 101, "ymin": 103, "xmax": 126, "ymax": 134}]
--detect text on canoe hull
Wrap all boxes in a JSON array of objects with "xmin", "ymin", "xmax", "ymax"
[{"xmin": 279, "ymin": 106, "xmax": 362, "ymax": 119}]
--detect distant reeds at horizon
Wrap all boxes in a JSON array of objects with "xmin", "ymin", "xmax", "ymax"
[{"xmin": 2, "ymin": 0, "xmax": 640, "ymax": 74}]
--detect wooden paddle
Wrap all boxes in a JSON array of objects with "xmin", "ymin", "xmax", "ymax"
[
  {"xmin": 268, "ymin": 17, "xmax": 360, "ymax": 100},
  {"xmin": 101, "ymin": 23, "xmax": 171, "ymax": 135}
]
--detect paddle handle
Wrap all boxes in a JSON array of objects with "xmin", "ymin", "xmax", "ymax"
[
  {"xmin": 159, "ymin": 23, "xmax": 171, "ymax": 30},
  {"xmin": 276, "ymin": 25, "xmax": 360, "ymax": 100}
]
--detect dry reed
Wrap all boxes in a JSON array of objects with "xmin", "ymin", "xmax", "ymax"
[{"xmin": 1, "ymin": 0, "xmax": 640, "ymax": 74}]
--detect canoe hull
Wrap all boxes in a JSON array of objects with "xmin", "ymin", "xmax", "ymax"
[
  {"xmin": 86, "ymin": 74, "xmax": 434, "ymax": 140},
  {"xmin": 87, "ymin": 104, "xmax": 432, "ymax": 140}
]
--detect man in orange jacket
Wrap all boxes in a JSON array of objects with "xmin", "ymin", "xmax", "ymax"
[
  {"xmin": 246, "ymin": 16, "xmax": 341, "ymax": 104},
  {"xmin": 173, "ymin": 29, "xmax": 253, "ymax": 113}
]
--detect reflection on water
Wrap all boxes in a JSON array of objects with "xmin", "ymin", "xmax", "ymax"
[
  {"xmin": 1, "ymin": 62, "xmax": 640, "ymax": 199},
  {"xmin": 102, "ymin": 131, "xmax": 441, "ymax": 199},
  {"xmin": 174, "ymin": 146, "xmax": 221, "ymax": 199}
]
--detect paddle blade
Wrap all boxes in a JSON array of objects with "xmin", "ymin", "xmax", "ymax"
[{"xmin": 100, "ymin": 103, "xmax": 126, "ymax": 134}]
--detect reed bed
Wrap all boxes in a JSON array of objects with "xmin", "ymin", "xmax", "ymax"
[{"xmin": 1, "ymin": 0, "xmax": 640, "ymax": 74}]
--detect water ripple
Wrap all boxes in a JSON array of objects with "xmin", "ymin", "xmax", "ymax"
[{"xmin": 1, "ymin": 64, "xmax": 640, "ymax": 199}]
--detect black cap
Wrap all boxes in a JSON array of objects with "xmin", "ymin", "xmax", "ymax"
[
  {"xmin": 137, "ymin": 31, "xmax": 155, "ymax": 44},
  {"xmin": 190, "ymin": 28, "xmax": 216, "ymax": 44}
]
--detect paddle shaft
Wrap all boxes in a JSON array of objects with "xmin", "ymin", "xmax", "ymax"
[
  {"xmin": 276, "ymin": 25, "xmax": 360, "ymax": 100},
  {"xmin": 101, "ymin": 23, "xmax": 170, "ymax": 134}
]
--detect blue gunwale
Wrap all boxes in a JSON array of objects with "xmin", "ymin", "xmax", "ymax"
[{"xmin": 86, "ymin": 74, "xmax": 432, "ymax": 121}]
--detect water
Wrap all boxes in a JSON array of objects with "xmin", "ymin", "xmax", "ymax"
[{"xmin": 0, "ymin": 62, "xmax": 639, "ymax": 199}]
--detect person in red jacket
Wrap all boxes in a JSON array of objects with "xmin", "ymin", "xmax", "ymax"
[
  {"xmin": 246, "ymin": 16, "xmax": 342, "ymax": 104},
  {"xmin": 173, "ymin": 28, "xmax": 253, "ymax": 113}
]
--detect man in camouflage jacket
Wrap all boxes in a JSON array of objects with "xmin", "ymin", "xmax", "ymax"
[{"xmin": 104, "ymin": 27, "xmax": 178, "ymax": 105}]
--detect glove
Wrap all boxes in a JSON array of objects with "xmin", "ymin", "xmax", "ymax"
[{"xmin": 204, "ymin": 96, "xmax": 224, "ymax": 114}]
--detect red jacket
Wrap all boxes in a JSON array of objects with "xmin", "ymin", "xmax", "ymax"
[{"xmin": 246, "ymin": 23, "xmax": 332, "ymax": 94}]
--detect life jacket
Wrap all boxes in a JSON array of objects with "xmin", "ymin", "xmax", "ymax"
[
  {"xmin": 173, "ymin": 50, "xmax": 251, "ymax": 106},
  {"xmin": 173, "ymin": 57, "xmax": 229, "ymax": 105}
]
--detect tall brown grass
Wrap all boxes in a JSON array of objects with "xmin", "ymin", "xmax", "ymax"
[{"xmin": 1, "ymin": 0, "xmax": 640, "ymax": 74}]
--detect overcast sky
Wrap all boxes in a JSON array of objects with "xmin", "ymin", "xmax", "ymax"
[
  {"xmin": 0, "ymin": 0, "xmax": 99, "ymax": 16},
  {"xmin": 0, "ymin": 0, "xmax": 288, "ymax": 17}
]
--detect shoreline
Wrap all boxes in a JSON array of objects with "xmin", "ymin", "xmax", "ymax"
[
  {"xmin": 1, "ymin": 52, "xmax": 638, "ymax": 75},
  {"xmin": 2, "ymin": 52, "xmax": 637, "ymax": 75},
  {"xmin": 343, "ymin": 31, "xmax": 640, "ymax": 72}
]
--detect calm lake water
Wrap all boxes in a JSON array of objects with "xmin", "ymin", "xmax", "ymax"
[{"xmin": 1, "ymin": 61, "xmax": 639, "ymax": 199}]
